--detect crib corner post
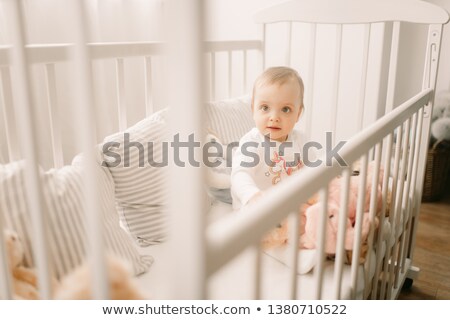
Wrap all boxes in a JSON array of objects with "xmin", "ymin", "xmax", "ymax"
[{"xmin": 410, "ymin": 24, "xmax": 444, "ymax": 261}]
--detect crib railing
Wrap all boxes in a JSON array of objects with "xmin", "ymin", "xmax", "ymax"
[
  {"xmin": 0, "ymin": 39, "xmax": 261, "ymax": 168},
  {"xmin": 207, "ymin": 88, "xmax": 432, "ymax": 299},
  {"xmin": 205, "ymin": 40, "xmax": 263, "ymax": 100}
]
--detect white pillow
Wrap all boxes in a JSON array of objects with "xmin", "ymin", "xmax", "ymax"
[
  {"xmin": 101, "ymin": 96, "xmax": 254, "ymax": 243},
  {"xmin": 101, "ymin": 109, "xmax": 169, "ymax": 246},
  {"xmin": 205, "ymin": 95, "xmax": 254, "ymax": 145},
  {"xmin": 204, "ymin": 95, "xmax": 254, "ymax": 203},
  {"xmin": 0, "ymin": 158, "xmax": 153, "ymax": 279}
]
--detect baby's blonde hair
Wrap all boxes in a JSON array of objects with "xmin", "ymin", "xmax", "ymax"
[{"xmin": 252, "ymin": 66, "xmax": 305, "ymax": 110}]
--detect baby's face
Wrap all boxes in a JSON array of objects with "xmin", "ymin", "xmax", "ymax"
[{"xmin": 252, "ymin": 80, "xmax": 302, "ymax": 142}]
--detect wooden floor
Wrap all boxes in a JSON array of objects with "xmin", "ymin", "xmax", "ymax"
[{"xmin": 397, "ymin": 188, "xmax": 450, "ymax": 300}]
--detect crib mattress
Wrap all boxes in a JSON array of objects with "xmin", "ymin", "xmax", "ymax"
[{"xmin": 135, "ymin": 201, "xmax": 369, "ymax": 299}]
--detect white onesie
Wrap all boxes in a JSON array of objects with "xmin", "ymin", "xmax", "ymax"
[{"xmin": 231, "ymin": 127, "xmax": 305, "ymax": 210}]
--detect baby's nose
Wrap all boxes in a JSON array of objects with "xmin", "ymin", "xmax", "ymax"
[{"xmin": 270, "ymin": 112, "xmax": 280, "ymax": 121}]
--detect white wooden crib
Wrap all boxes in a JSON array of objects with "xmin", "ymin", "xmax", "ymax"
[{"xmin": 0, "ymin": 0, "xmax": 448, "ymax": 300}]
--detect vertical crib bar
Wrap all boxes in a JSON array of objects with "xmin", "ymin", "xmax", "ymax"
[
  {"xmin": 259, "ymin": 24, "xmax": 266, "ymax": 72},
  {"xmin": 380, "ymin": 21, "xmax": 398, "ymax": 207},
  {"xmin": 389, "ymin": 120, "xmax": 410, "ymax": 292},
  {"xmin": 0, "ymin": 68, "xmax": 20, "ymax": 161},
  {"xmin": 407, "ymin": 107, "xmax": 424, "ymax": 260},
  {"xmin": 399, "ymin": 118, "xmax": 417, "ymax": 273},
  {"xmin": 314, "ymin": 187, "xmax": 328, "ymax": 299},
  {"xmin": 72, "ymin": 0, "xmax": 107, "ymax": 299},
  {"xmin": 382, "ymin": 124, "xmax": 403, "ymax": 299},
  {"xmin": 399, "ymin": 109, "xmax": 424, "ymax": 289},
  {"xmin": 400, "ymin": 113, "xmax": 418, "ymax": 272},
  {"xmin": 372, "ymin": 132, "xmax": 393, "ymax": 299},
  {"xmin": 0, "ymin": 47, "xmax": 7, "ymax": 67},
  {"xmin": 253, "ymin": 244, "xmax": 262, "ymax": 299},
  {"xmin": 9, "ymin": 0, "xmax": 53, "ymax": 299},
  {"xmin": 384, "ymin": 22, "xmax": 400, "ymax": 114},
  {"xmin": 288, "ymin": 211, "xmax": 300, "ymax": 299},
  {"xmin": 166, "ymin": 0, "xmax": 206, "ymax": 299},
  {"xmin": 357, "ymin": 24, "xmax": 371, "ymax": 131},
  {"xmin": 304, "ymin": 24, "xmax": 316, "ymax": 142},
  {"xmin": 243, "ymin": 50, "xmax": 247, "ymax": 94},
  {"xmin": 350, "ymin": 154, "xmax": 368, "ymax": 299},
  {"xmin": 333, "ymin": 167, "xmax": 351, "ymax": 299},
  {"xmin": 210, "ymin": 52, "xmax": 215, "ymax": 100},
  {"xmin": 144, "ymin": 56, "xmax": 154, "ymax": 116},
  {"xmin": 0, "ymin": 207, "xmax": 13, "ymax": 299},
  {"xmin": 228, "ymin": 51, "xmax": 232, "ymax": 98},
  {"xmin": 363, "ymin": 142, "xmax": 382, "ymax": 298},
  {"xmin": 115, "ymin": 58, "xmax": 127, "ymax": 131},
  {"xmin": 44, "ymin": 63, "xmax": 64, "ymax": 168},
  {"xmin": 330, "ymin": 25, "xmax": 342, "ymax": 140},
  {"xmin": 387, "ymin": 122, "xmax": 407, "ymax": 298},
  {"xmin": 285, "ymin": 22, "xmax": 292, "ymax": 66}
]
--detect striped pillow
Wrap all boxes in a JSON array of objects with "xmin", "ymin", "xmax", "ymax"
[
  {"xmin": 101, "ymin": 109, "xmax": 169, "ymax": 246},
  {"xmin": 204, "ymin": 96, "xmax": 254, "ymax": 204},
  {"xmin": 205, "ymin": 95, "xmax": 254, "ymax": 145},
  {"xmin": 0, "ymin": 158, "xmax": 153, "ymax": 279},
  {"xmin": 101, "ymin": 97, "xmax": 253, "ymax": 244}
]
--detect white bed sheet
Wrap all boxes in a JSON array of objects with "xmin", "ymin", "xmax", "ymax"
[{"xmin": 135, "ymin": 201, "xmax": 371, "ymax": 299}]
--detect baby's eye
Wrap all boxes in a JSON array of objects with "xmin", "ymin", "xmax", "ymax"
[
  {"xmin": 260, "ymin": 105, "xmax": 269, "ymax": 111},
  {"xmin": 282, "ymin": 106, "xmax": 291, "ymax": 113}
]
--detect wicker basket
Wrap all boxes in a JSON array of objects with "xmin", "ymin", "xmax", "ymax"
[{"xmin": 422, "ymin": 139, "xmax": 450, "ymax": 202}]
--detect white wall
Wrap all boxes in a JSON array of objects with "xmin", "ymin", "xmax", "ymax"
[
  {"xmin": 205, "ymin": 0, "xmax": 265, "ymax": 41},
  {"xmin": 394, "ymin": 0, "xmax": 450, "ymax": 106}
]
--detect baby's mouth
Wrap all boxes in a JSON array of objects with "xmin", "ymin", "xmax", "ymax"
[{"xmin": 267, "ymin": 126, "xmax": 281, "ymax": 130}]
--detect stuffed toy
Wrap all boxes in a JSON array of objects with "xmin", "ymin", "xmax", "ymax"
[
  {"xmin": 432, "ymin": 91, "xmax": 450, "ymax": 121},
  {"xmin": 3, "ymin": 229, "xmax": 42, "ymax": 299},
  {"xmin": 300, "ymin": 161, "xmax": 384, "ymax": 263},
  {"xmin": 261, "ymin": 197, "xmax": 317, "ymax": 250},
  {"xmin": 431, "ymin": 117, "xmax": 450, "ymax": 143},
  {"xmin": 261, "ymin": 220, "xmax": 289, "ymax": 249},
  {"xmin": 54, "ymin": 254, "xmax": 149, "ymax": 299},
  {"xmin": 430, "ymin": 91, "xmax": 450, "ymax": 146},
  {"xmin": 3, "ymin": 229, "xmax": 147, "ymax": 300},
  {"xmin": 260, "ymin": 162, "xmax": 388, "ymax": 259}
]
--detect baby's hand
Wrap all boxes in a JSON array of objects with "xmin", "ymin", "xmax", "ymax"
[{"xmin": 247, "ymin": 191, "xmax": 263, "ymax": 206}]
